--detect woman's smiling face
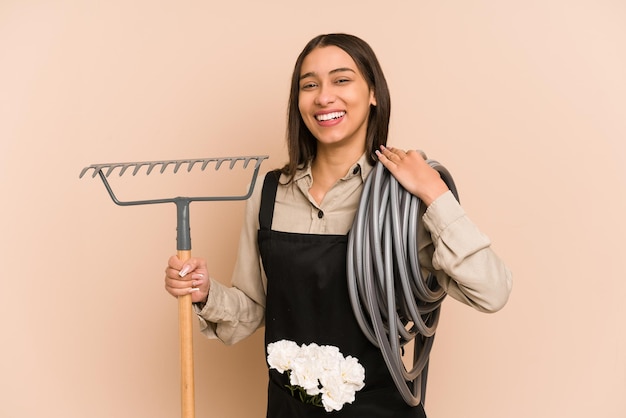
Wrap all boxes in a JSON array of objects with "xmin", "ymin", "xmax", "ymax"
[{"xmin": 298, "ymin": 46, "xmax": 376, "ymax": 151}]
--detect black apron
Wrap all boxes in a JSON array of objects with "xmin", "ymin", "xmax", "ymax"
[{"xmin": 258, "ymin": 171, "xmax": 427, "ymax": 418}]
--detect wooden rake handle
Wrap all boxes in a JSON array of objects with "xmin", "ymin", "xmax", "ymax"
[{"xmin": 178, "ymin": 249, "xmax": 195, "ymax": 418}]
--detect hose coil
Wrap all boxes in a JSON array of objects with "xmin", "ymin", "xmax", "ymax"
[{"xmin": 347, "ymin": 157, "xmax": 459, "ymax": 406}]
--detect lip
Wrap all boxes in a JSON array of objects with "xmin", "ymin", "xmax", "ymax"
[{"xmin": 314, "ymin": 110, "xmax": 346, "ymax": 127}]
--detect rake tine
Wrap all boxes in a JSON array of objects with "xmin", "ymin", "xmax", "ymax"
[
  {"xmin": 160, "ymin": 161, "xmax": 175, "ymax": 174},
  {"xmin": 254, "ymin": 156, "xmax": 266, "ymax": 169},
  {"xmin": 243, "ymin": 157, "xmax": 259, "ymax": 169},
  {"xmin": 186, "ymin": 160, "xmax": 201, "ymax": 172},
  {"xmin": 118, "ymin": 164, "xmax": 133, "ymax": 176},
  {"xmin": 143, "ymin": 162, "xmax": 159, "ymax": 175},
  {"xmin": 79, "ymin": 166, "xmax": 93, "ymax": 179},
  {"xmin": 105, "ymin": 163, "xmax": 124, "ymax": 177},
  {"xmin": 132, "ymin": 162, "xmax": 150, "ymax": 176},
  {"xmin": 201, "ymin": 158, "xmax": 216, "ymax": 171},
  {"xmin": 173, "ymin": 161, "xmax": 187, "ymax": 173}
]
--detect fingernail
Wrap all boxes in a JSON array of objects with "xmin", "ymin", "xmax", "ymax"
[
  {"xmin": 190, "ymin": 288, "xmax": 199, "ymax": 293},
  {"xmin": 179, "ymin": 265, "xmax": 190, "ymax": 277}
]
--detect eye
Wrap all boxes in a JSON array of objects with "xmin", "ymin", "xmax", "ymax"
[
  {"xmin": 335, "ymin": 78, "xmax": 351, "ymax": 84},
  {"xmin": 300, "ymin": 81, "xmax": 318, "ymax": 90}
]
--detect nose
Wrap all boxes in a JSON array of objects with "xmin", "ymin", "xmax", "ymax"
[{"xmin": 314, "ymin": 83, "xmax": 336, "ymax": 106}]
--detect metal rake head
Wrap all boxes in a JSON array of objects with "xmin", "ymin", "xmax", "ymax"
[
  {"xmin": 79, "ymin": 156, "xmax": 267, "ymax": 179},
  {"xmin": 79, "ymin": 155, "xmax": 269, "ymax": 250},
  {"xmin": 79, "ymin": 155, "xmax": 269, "ymax": 204}
]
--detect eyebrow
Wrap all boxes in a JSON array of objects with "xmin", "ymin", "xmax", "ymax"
[{"xmin": 299, "ymin": 67, "xmax": 356, "ymax": 80}]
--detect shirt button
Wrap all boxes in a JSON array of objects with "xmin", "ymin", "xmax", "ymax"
[
  {"xmin": 318, "ymin": 210, "xmax": 324, "ymax": 219},
  {"xmin": 352, "ymin": 165, "xmax": 361, "ymax": 175}
]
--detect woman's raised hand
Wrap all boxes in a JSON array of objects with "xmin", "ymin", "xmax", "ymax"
[
  {"xmin": 375, "ymin": 145, "xmax": 449, "ymax": 206},
  {"xmin": 164, "ymin": 255, "xmax": 210, "ymax": 304}
]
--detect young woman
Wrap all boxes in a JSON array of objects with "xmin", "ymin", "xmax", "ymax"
[{"xmin": 165, "ymin": 33, "xmax": 512, "ymax": 417}]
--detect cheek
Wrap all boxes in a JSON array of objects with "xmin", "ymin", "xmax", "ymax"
[
  {"xmin": 298, "ymin": 98, "xmax": 315, "ymax": 128},
  {"xmin": 297, "ymin": 96, "xmax": 309, "ymax": 118},
  {"xmin": 297, "ymin": 100, "xmax": 305, "ymax": 116},
  {"xmin": 350, "ymin": 91, "xmax": 374, "ymax": 115}
]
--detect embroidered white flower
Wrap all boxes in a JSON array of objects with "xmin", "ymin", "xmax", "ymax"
[{"xmin": 267, "ymin": 340, "xmax": 366, "ymax": 412}]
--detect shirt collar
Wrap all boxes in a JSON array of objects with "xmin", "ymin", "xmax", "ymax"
[
  {"xmin": 354, "ymin": 152, "xmax": 374, "ymax": 182},
  {"xmin": 292, "ymin": 152, "xmax": 374, "ymax": 184}
]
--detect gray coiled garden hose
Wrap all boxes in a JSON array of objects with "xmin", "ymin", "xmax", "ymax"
[{"xmin": 347, "ymin": 154, "xmax": 459, "ymax": 407}]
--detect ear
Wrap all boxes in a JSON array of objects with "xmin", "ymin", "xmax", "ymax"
[{"xmin": 369, "ymin": 90, "xmax": 377, "ymax": 106}]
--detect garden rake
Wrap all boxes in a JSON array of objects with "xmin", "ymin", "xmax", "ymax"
[{"xmin": 80, "ymin": 155, "xmax": 269, "ymax": 418}]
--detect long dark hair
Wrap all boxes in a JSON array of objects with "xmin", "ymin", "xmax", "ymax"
[{"xmin": 282, "ymin": 33, "xmax": 391, "ymax": 180}]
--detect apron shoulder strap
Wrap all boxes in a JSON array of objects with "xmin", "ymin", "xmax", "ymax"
[{"xmin": 259, "ymin": 169, "xmax": 281, "ymax": 231}]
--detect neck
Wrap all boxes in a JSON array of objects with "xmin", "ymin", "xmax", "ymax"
[
  {"xmin": 312, "ymin": 143, "xmax": 365, "ymax": 180},
  {"xmin": 308, "ymin": 143, "xmax": 365, "ymax": 205}
]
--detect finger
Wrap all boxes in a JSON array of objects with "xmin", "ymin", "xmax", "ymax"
[
  {"xmin": 167, "ymin": 255, "xmax": 184, "ymax": 272},
  {"xmin": 387, "ymin": 148, "xmax": 411, "ymax": 165},
  {"xmin": 376, "ymin": 145, "xmax": 401, "ymax": 166},
  {"xmin": 165, "ymin": 277, "xmax": 200, "ymax": 297},
  {"xmin": 189, "ymin": 273, "xmax": 205, "ymax": 289},
  {"xmin": 178, "ymin": 258, "xmax": 201, "ymax": 277},
  {"xmin": 165, "ymin": 283, "xmax": 198, "ymax": 297},
  {"xmin": 375, "ymin": 148, "xmax": 395, "ymax": 168},
  {"xmin": 165, "ymin": 275, "xmax": 194, "ymax": 289},
  {"xmin": 404, "ymin": 150, "xmax": 429, "ymax": 167},
  {"xmin": 412, "ymin": 149, "xmax": 428, "ymax": 160}
]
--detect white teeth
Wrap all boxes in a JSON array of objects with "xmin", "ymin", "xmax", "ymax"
[{"xmin": 316, "ymin": 111, "xmax": 345, "ymax": 121}]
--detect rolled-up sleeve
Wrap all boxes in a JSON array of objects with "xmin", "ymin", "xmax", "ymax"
[
  {"xmin": 193, "ymin": 181, "xmax": 267, "ymax": 345},
  {"xmin": 420, "ymin": 191, "xmax": 513, "ymax": 313}
]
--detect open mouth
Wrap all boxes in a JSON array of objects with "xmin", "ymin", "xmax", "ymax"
[{"xmin": 316, "ymin": 111, "xmax": 346, "ymax": 122}]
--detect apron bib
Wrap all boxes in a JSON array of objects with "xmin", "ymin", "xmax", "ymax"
[{"xmin": 258, "ymin": 171, "xmax": 426, "ymax": 418}]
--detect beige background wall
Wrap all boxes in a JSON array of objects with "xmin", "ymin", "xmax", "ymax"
[{"xmin": 1, "ymin": 1, "xmax": 625, "ymax": 417}]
